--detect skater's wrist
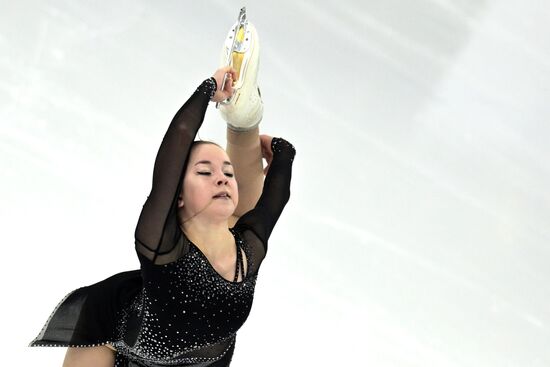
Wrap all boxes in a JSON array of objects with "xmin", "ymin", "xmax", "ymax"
[
  {"xmin": 196, "ymin": 77, "xmax": 217, "ymax": 100},
  {"xmin": 271, "ymin": 137, "xmax": 296, "ymax": 160}
]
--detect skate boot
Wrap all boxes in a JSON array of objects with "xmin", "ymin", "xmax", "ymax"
[{"xmin": 217, "ymin": 7, "xmax": 263, "ymax": 131}]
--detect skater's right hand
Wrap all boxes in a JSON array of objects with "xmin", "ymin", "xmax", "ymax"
[
  {"xmin": 211, "ymin": 66, "xmax": 237, "ymax": 102},
  {"xmin": 260, "ymin": 134, "xmax": 274, "ymax": 175}
]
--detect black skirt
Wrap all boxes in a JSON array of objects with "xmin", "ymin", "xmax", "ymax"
[
  {"xmin": 29, "ymin": 270, "xmax": 235, "ymax": 366},
  {"xmin": 30, "ymin": 270, "xmax": 142, "ymax": 348}
]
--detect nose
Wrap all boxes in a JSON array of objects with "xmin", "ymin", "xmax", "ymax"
[{"xmin": 216, "ymin": 174, "xmax": 229, "ymax": 186}]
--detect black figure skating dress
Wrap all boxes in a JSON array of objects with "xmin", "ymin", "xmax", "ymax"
[{"xmin": 29, "ymin": 77, "xmax": 296, "ymax": 367}]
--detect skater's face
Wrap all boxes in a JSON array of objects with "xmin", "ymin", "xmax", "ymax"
[{"xmin": 178, "ymin": 143, "xmax": 238, "ymax": 223}]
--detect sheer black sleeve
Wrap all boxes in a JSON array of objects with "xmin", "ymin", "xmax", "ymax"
[
  {"xmin": 134, "ymin": 78, "xmax": 217, "ymax": 264},
  {"xmin": 235, "ymin": 137, "xmax": 296, "ymax": 251}
]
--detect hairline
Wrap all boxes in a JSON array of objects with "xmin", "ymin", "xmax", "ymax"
[{"xmin": 189, "ymin": 140, "xmax": 232, "ymax": 167}]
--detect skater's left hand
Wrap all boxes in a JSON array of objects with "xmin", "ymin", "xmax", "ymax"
[
  {"xmin": 260, "ymin": 134, "xmax": 273, "ymax": 175},
  {"xmin": 211, "ymin": 66, "xmax": 237, "ymax": 102}
]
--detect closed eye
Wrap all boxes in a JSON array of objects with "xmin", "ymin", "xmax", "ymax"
[{"xmin": 197, "ymin": 171, "xmax": 233, "ymax": 178}]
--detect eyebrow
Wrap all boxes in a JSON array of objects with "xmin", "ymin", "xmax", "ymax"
[{"xmin": 194, "ymin": 160, "xmax": 232, "ymax": 166}]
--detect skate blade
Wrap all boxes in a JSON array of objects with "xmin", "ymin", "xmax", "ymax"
[
  {"xmin": 218, "ymin": 7, "xmax": 253, "ymax": 107},
  {"xmin": 219, "ymin": 28, "xmax": 255, "ymax": 105}
]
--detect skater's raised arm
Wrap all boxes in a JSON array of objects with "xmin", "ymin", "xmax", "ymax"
[
  {"xmin": 135, "ymin": 67, "xmax": 236, "ymax": 264},
  {"xmin": 235, "ymin": 135, "xmax": 295, "ymax": 247}
]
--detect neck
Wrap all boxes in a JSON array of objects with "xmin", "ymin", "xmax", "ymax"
[{"xmin": 181, "ymin": 218, "xmax": 232, "ymax": 257}]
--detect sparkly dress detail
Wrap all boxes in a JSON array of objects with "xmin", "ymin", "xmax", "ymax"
[{"xmin": 29, "ymin": 78, "xmax": 296, "ymax": 367}]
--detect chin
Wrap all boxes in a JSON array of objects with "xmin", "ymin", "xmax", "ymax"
[{"xmin": 207, "ymin": 206, "xmax": 236, "ymax": 220}]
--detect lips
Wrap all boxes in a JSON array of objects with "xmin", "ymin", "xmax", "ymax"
[{"xmin": 213, "ymin": 191, "xmax": 231, "ymax": 198}]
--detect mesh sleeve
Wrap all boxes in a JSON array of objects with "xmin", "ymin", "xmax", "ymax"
[
  {"xmin": 235, "ymin": 137, "xmax": 296, "ymax": 251},
  {"xmin": 134, "ymin": 78, "xmax": 217, "ymax": 264}
]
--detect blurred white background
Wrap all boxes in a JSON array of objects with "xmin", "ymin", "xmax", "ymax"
[{"xmin": 1, "ymin": 0, "xmax": 549, "ymax": 366}]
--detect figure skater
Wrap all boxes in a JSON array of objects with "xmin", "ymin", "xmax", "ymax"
[{"xmin": 30, "ymin": 16, "xmax": 295, "ymax": 367}]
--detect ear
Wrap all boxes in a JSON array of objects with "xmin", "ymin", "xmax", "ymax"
[{"xmin": 178, "ymin": 196, "xmax": 184, "ymax": 208}]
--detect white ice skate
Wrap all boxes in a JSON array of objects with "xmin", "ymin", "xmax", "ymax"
[{"xmin": 217, "ymin": 7, "xmax": 263, "ymax": 131}]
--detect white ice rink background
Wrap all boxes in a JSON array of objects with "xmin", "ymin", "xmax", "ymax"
[{"xmin": 1, "ymin": 0, "xmax": 549, "ymax": 366}]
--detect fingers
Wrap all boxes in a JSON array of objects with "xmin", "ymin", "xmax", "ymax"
[
  {"xmin": 221, "ymin": 66, "xmax": 237, "ymax": 80},
  {"xmin": 223, "ymin": 73, "xmax": 234, "ymax": 93},
  {"xmin": 259, "ymin": 134, "xmax": 273, "ymax": 145},
  {"xmin": 223, "ymin": 68, "xmax": 237, "ymax": 94},
  {"xmin": 212, "ymin": 67, "xmax": 236, "ymax": 90},
  {"xmin": 210, "ymin": 67, "xmax": 237, "ymax": 102},
  {"xmin": 259, "ymin": 134, "xmax": 274, "ymax": 175},
  {"xmin": 260, "ymin": 135, "xmax": 273, "ymax": 156},
  {"xmin": 263, "ymin": 163, "xmax": 270, "ymax": 175},
  {"xmin": 219, "ymin": 67, "xmax": 236, "ymax": 96},
  {"xmin": 217, "ymin": 66, "xmax": 237, "ymax": 84}
]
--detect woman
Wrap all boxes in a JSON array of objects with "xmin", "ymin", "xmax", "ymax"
[{"xmin": 30, "ymin": 65, "xmax": 296, "ymax": 366}]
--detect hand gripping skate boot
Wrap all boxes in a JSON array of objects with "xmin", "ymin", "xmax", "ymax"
[{"xmin": 217, "ymin": 7, "xmax": 263, "ymax": 131}]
